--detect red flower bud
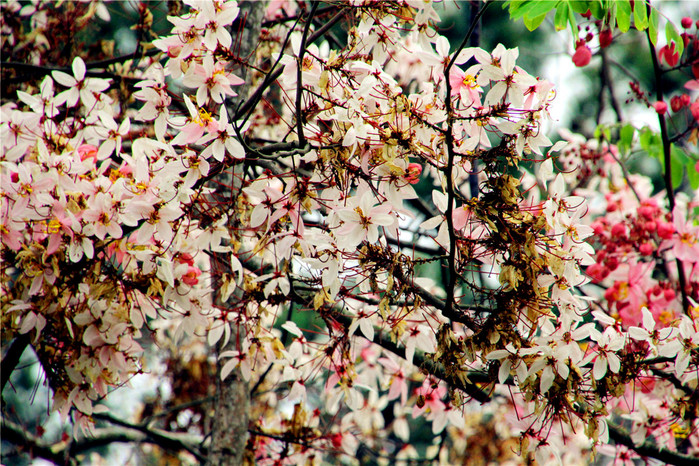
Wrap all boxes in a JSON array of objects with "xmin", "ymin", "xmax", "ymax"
[
  {"xmin": 658, "ymin": 42, "xmax": 680, "ymax": 67},
  {"xmin": 586, "ymin": 263, "xmax": 606, "ymax": 283},
  {"xmin": 671, "ymin": 95, "xmax": 685, "ymax": 112},
  {"xmin": 599, "ymin": 29, "xmax": 613, "ymax": 48},
  {"xmin": 611, "ymin": 222, "xmax": 627, "ymax": 237},
  {"xmin": 691, "ymin": 99, "xmax": 699, "ymax": 121},
  {"xmin": 404, "ymin": 163, "xmax": 423, "ymax": 184},
  {"xmin": 572, "ymin": 43, "xmax": 592, "ymax": 67},
  {"xmin": 639, "ymin": 243, "xmax": 654, "ymax": 256},
  {"xmin": 682, "ymin": 17, "xmax": 693, "ymax": 29},
  {"xmin": 657, "ymin": 222, "xmax": 674, "ymax": 239},
  {"xmin": 638, "ymin": 205, "xmax": 655, "ymax": 219},
  {"xmin": 653, "ymin": 101, "xmax": 668, "ymax": 114}
]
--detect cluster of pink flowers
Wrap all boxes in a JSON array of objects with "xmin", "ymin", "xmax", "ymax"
[
  {"xmin": 1, "ymin": 0, "xmax": 244, "ymax": 431},
  {"xmin": 2, "ymin": 0, "xmax": 699, "ymax": 464}
]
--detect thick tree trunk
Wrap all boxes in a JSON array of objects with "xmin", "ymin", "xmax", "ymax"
[{"xmin": 206, "ymin": 2, "xmax": 265, "ymax": 465}]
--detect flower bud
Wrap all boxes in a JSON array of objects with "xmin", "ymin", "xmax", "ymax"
[
  {"xmin": 611, "ymin": 222, "xmax": 627, "ymax": 237},
  {"xmin": 599, "ymin": 28, "xmax": 613, "ymax": 48},
  {"xmin": 658, "ymin": 42, "xmax": 679, "ymax": 67},
  {"xmin": 670, "ymin": 95, "xmax": 686, "ymax": 112},
  {"xmin": 404, "ymin": 163, "xmax": 423, "ymax": 184},
  {"xmin": 639, "ymin": 243, "xmax": 654, "ymax": 256},
  {"xmin": 657, "ymin": 222, "xmax": 674, "ymax": 239},
  {"xmin": 572, "ymin": 42, "xmax": 592, "ymax": 67},
  {"xmin": 681, "ymin": 17, "xmax": 693, "ymax": 29},
  {"xmin": 653, "ymin": 101, "xmax": 668, "ymax": 114}
]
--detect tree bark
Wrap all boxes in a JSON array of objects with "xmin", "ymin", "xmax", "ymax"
[{"xmin": 206, "ymin": 2, "xmax": 265, "ymax": 465}]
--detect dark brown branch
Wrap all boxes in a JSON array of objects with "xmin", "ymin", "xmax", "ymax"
[
  {"xmin": 295, "ymin": 1, "xmax": 319, "ymax": 149},
  {"xmin": 233, "ymin": 7, "xmax": 349, "ymax": 122},
  {"xmin": 443, "ymin": 2, "xmax": 491, "ymax": 318},
  {"xmin": 646, "ymin": 27, "xmax": 691, "ymax": 315},
  {"xmin": 92, "ymin": 412, "xmax": 205, "ymax": 461},
  {"xmin": 608, "ymin": 422, "xmax": 699, "ymax": 465},
  {"xmin": 261, "ymin": 5, "xmax": 339, "ymax": 28},
  {"xmin": 2, "ymin": 415, "xmax": 205, "ymax": 465},
  {"xmin": 330, "ymin": 312, "xmax": 491, "ymax": 403},
  {"xmin": 1, "ymin": 334, "xmax": 30, "ymax": 394}
]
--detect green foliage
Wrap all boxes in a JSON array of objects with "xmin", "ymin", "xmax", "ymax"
[
  {"xmin": 504, "ymin": 0, "xmax": 670, "ymax": 50},
  {"xmin": 665, "ymin": 20, "xmax": 684, "ymax": 57},
  {"xmin": 648, "ymin": 7, "xmax": 660, "ymax": 45},
  {"xmin": 615, "ymin": 1, "xmax": 631, "ymax": 32},
  {"xmin": 633, "ymin": 0, "xmax": 648, "ymax": 31},
  {"xmin": 618, "ymin": 123, "xmax": 636, "ymax": 156},
  {"xmin": 638, "ymin": 127, "xmax": 697, "ymax": 190}
]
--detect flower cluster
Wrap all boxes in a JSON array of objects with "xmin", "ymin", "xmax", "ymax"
[
  {"xmin": 3, "ymin": 0, "xmax": 699, "ymax": 464},
  {"xmin": 1, "ymin": 0, "xmax": 245, "ymax": 430}
]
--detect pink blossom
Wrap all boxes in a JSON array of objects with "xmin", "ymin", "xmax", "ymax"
[
  {"xmin": 77, "ymin": 144, "xmax": 98, "ymax": 162},
  {"xmin": 82, "ymin": 192, "xmax": 122, "ymax": 240},
  {"xmin": 52, "ymin": 57, "xmax": 110, "ymax": 108},
  {"xmin": 670, "ymin": 206, "xmax": 699, "ymax": 262},
  {"xmin": 403, "ymin": 163, "xmax": 422, "ymax": 184},
  {"xmin": 411, "ymin": 378, "xmax": 446, "ymax": 418},
  {"xmin": 181, "ymin": 266, "xmax": 202, "ymax": 286},
  {"xmin": 448, "ymin": 66, "xmax": 482, "ymax": 106},
  {"xmin": 182, "ymin": 55, "xmax": 243, "ymax": 106}
]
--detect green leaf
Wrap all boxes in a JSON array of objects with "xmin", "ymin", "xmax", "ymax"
[
  {"xmin": 670, "ymin": 144, "xmax": 689, "ymax": 189},
  {"xmin": 524, "ymin": 0, "xmax": 560, "ymax": 19},
  {"xmin": 616, "ymin": 0, "xmax": 631, "ymax": 32},
  {"xmin": 568, "ymin": 4, "xmax": 578, "ymax": 39},
  {"xmin": 507, "ymin": 0, "xmax": 558, "ymax": 19},
  {"xmin": 589, "ymin": 0, "xmax": 605, "ymax": 19},
  {"xmin": 686, "ymin": 159, "xmax": 699, "ymax": 189},
  {"xmin": 665, "ymin": 21, "xmax": 684, "ymax": 58},
  {"xmin": 633, "ymin": 0, "xmax": 648, "ymax": 31},
  {"xmin": 554, "ymin": 4, "xmax": 569, "ymax": 30},
  {"xmin": 569, "ymin": 1, "xmax": 592, "ymax": 14},
  {"xmin": 506, "ymin": 1, "xmax": 560, "ymax": 30},
  {"xmin": 524, "ymin": 12, "xmax": 548, "ymax": 31},
  {"xmin": 594, "ymin": 124, "xmax": 611, "ymax": 142},
  {"xmin": 506, "ymin": 0, "xmax": 529, "ymax": 19},
  {"xmin": 619, "ymin": 124, "xmax": 635, "ymax": 155},
  {"xmin": 639, "ymin": 127, "xmax": 661, "ymax": 159},
  {"xmin": 648, "ymin": 7, "xmax": 659, "ymax": 45}
]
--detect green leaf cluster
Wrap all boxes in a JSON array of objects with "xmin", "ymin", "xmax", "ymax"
[
  {"xmin": 636, "ymin": 127, "xmax": 698, "ymax": 189},
  {"xmin": 504, "ymin": 0, "xmax": 682, "ymax": 56}
]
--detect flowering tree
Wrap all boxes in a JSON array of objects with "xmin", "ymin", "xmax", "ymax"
[{"xmin": 2, "ymin": 0, "xmax": 699, "ymax": 464}]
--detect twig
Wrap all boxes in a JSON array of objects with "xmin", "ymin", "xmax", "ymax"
[
  {"xmin": 295, "ymin": 1, "xmax": 319, "ymax": 149},
  {"xmin": 646, "ymin": 27, "xmax": 691, "ymax": 315},
  {"xmin": 607, "ymin": 421, "xmax": 699, "ymax": 465},
  {"xmin": 443, "ymin": 1, "xmax": 491, "ymax": 318},
  {"xmin": 1, "ymin": 334, "xmax": 30, "ymax": 394}
]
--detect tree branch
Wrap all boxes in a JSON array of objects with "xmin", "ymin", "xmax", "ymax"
[
  {"xmin": 2, "ymin": 415, "xmax": 205, "ymax": 465},
  {"xmin": 646, "ymin": 27, "xmax": 691, "ymax": 315},
  {"xmin": 1, "ymin": 334, "xmax": 30, "ymax": 394},
  {"xmin": 607, "ymin": 421, "xmax": 699, "ymax": 466}
]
